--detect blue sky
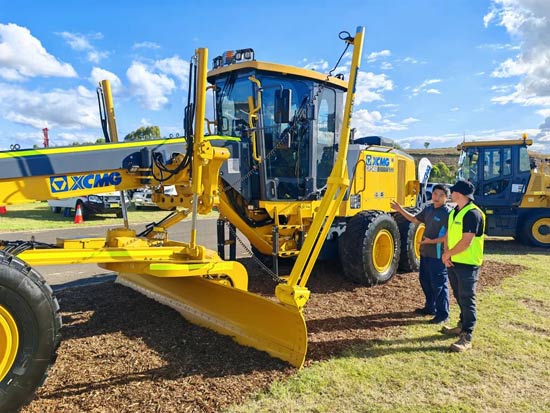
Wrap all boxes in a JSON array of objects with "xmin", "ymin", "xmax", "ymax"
[{"xmin": 1, "ymin": 0, "xmax": 550, "ymax": 153}]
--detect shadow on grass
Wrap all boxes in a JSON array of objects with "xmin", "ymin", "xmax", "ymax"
[
  {"xmin": 307, "ymin": 311, "xmax": 428, "ymax": 334},
  {"xmin": 339, "ymin": 334, "xmax": 452, "ymax": 360}
]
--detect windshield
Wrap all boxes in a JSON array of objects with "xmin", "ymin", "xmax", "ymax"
[
  {"xmin": 215, "ymin": 72, "xmax": 254, "ymax": 137},
  {"xmin": 213, "ymin": 70, "xmax": 341, "ymax": 200},
  {"xmin": 214, "ymin": 71, "xmax": 315, "ymax": 199},
  {"xmin": 457, "ymin": 147, "xmax": 479, "ymax": 187}
]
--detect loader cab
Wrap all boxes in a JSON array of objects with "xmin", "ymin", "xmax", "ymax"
[
  {"xmin": 208, "ymin": 50, "xmax": 346, "ymax": 203},
  {"xmin": 457, "ymin": 139, "xmax": 532, "ymax": 209}
]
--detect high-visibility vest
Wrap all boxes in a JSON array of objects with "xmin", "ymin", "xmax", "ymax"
[{"xmin": 447, "ymin": 203, "xmax": 485, "ymax": 266}]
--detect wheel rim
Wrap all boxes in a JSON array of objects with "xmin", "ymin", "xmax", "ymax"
[
  {"xmin": 0, "ymin": 305, "xmax": 19, "ymax": 382},
  {"xmin": 532, "ymin": 217, "xmax": 550, "ymax": 245},
  {"xmin": 373, "ymin": 229, "xmax": 394, "ymax": 273},
  {"xmin": 414, "ymin": 224, "xmax": 425, "ymax": 259}
]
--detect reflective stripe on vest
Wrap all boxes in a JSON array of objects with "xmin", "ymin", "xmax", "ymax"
[{"xmin": 447, "ymin": 203, "xmax": 485, "ymax": 266}]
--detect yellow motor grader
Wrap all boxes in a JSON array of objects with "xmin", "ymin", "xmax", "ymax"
[{"xmin": 0, "ymin": 27, "xmax": 422, "ymax": 411}]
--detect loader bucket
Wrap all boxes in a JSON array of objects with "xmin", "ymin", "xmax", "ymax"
[{"xmin": 116, "ymin": 273, "xmax": 308, "ymax": 368}]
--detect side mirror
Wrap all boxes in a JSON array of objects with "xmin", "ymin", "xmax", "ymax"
[{"xmin": 274, "ymin": 89, "xmax": 292, "ymax": 124}]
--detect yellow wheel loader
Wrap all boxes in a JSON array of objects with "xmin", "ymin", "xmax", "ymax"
[{"xmin": 0, "ymin": 27, "xmax": 422, "ymax": 411}]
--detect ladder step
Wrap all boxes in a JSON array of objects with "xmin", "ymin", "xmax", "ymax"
[
  {"xmin": 279, "ymin": 250, "xmax": 299, "ymax": 257},
  {"xmin": 276, "ymin": 225, "xmax": 302, "ymax": 230}
]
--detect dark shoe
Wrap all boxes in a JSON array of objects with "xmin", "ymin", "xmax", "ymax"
[
  {"xmin": 441, "ymin": 325, "xmax": 462, "ymax": 336},
  {"xmin": 414, "ymin": 308, "xmax": 435, "ymax": 316},
  {"xmin": 450, "ymin": 333, "xmax": 472, "ymax": 352},
  {"xmin": 428, "ymin": 317, "xmax": 449, "ymax": 325}
]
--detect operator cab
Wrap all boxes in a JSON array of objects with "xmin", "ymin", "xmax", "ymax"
[
  {"xmin": 208, "ymin": 49, "xmax": 347, "ymax": 203},
  {"xmin": 457, "ymin": 137, "xmax": 533, "ymax": 208}
]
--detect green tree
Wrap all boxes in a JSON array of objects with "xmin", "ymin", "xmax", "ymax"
[
  {"xmin": 424, "ymin": 141, "xmax": 430, "ymax": 149},
  {"xmin": 124, "ymin": 126, "xmax": 161, "ymax": 141},
  {"xmin": 431, "ymin": 161, "xmax": 455, "ymax": 183}
]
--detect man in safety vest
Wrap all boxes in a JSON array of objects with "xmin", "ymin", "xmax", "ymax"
[{"xmin": 441, "ymin": 180, "xmax": 485, "ymax": 352}]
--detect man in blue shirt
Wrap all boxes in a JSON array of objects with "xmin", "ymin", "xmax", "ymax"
[{"xmin": 391, "ymin": 184, "xmax": 452, "ymax": 324}]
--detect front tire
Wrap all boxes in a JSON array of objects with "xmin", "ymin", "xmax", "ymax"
[
  {"xmin": 339, "ymin": 211, "xmax": 401, "ymax": 286},
  {"xmin": 394, "ymin": 208, "xmax": 424, "ymax": 272},
  {"xmin": 0, "ymin": 252, "xmax": 61, "ymax": 413}
]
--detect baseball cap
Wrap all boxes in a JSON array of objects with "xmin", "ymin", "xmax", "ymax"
[{"xmin": 450, "ymin": 180, "xmax": 475, "ymax": 200}]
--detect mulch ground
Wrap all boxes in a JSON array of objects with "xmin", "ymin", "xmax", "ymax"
[{"xmin": 22, "ymin": 257, "xmax": 524, "ymax": 413}]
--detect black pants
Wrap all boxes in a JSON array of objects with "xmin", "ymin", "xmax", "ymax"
[{"xmin": 448, "ymin": 263, "xmax": 480, "ymax": 340}]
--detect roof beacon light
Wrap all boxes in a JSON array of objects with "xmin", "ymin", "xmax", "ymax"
[{"xmin": 212, "ymin": 48, "xmax": 256, "ymax": 69}]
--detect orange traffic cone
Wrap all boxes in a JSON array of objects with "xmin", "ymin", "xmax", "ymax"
[
  {"xmin": 0, "ymin": 206, "xmax": 6, "ymax": 214},
  {"xmin": 74, "ymin": 204, "xmax": 84, "ymax": 224}
]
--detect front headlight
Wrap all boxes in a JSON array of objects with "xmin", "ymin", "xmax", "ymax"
[{"xmin": 88, "ymin": 195, "xmax": 102, "ymax": 203}]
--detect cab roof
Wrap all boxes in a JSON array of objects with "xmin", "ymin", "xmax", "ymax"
[
  {"xmin": 457, "ymin": 138, "xmax": 533, "ymax": 150},
  {"xmin": 207, "ymin": 60, "xmax": 348, "ymax": 90}
]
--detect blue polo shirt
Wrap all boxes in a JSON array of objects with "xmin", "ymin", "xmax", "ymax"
[{"xmin": 415, "ymin": 204, "xmax": 452, "ymax": 259}]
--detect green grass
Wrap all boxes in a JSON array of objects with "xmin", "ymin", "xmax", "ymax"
[
  {"xmin": 0, "ymin": 202, "xmax": 218, "ymax": 232},
  {"xmin": 229, "ymin": 247, "xmax": 550, "ymax": 413}
]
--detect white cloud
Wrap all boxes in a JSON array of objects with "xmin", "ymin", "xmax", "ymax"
[
  {"xmin": 486, "ymin": 0, "xmax": 550, "ymax": 107},
  {"xmin": 0, "ymin": 23, "xmax": 77, "ymax": 81},
  {"xmin": 410, "ymin": 79, "xmax": 442, "ymax": 97},
  {"xmin": 380, "ymin": 62, "xmax": 393, "ymax": 70},
  {"xmin": 396, "ymin": 127, "xmax": 550, "ymax": 151},
  {"xmin": 90, "ymin": 67, "xmax": 123, "ymax": 94},
  {"xmin": 355, "ymin": 71, "xmax": 393, "ymax": 104},
  {"xmin": 0, "ymin": 82, "xmax": 99, "ymax": 130},
  {"xmin": 126, "ymin": 62, "xmax": 176, "ymax": 110},
  {"xmin": 351, "ymin": 109, "xmax": 416, "ymax": 136},
  {"xmin": 154, "ymin": 56, "xmax": 189, "ymax": 87},
  {"xmin": 451, "ymin": 107, "xmax": 460, "ymax": 111},
  {"xmin": 478, "ymin": 43, "xmax": 520, "ymax": 51},
  {"xmin": 304, "ymin": 60, "xmax": 329, "ymax": 71},
  {"xmin": 536, "ymin": 109, "xmax": 550, "ymax": 118},
  {"xmin": 133, "ymin": 41, "xmax": 161, "ymax": 50},
  {"xmin": 86, "ymin": 50, "xmax": 110, "ymax": 64},
  {"xmin": 367, "ymin": 49, "xmax": 391, "ymax": 63},
  {"xmin": 56, "ymin": 131, "xmax": 102, "ymax": 146},
  {"xmin": 403, "ymin": 57, "xmax": 421, "ymax": 64},
  {"xmin": 58, "ymin": 31, "xmax": 109, "ymax": 64}
]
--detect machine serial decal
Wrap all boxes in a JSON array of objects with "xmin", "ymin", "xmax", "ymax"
[
  {"xmin": 365, "ymin": 155, "xmax": 394, "ymax": 172},
  {"xmin": 49, "ymin": 172, "xmax": 122, "ymax": 193}
]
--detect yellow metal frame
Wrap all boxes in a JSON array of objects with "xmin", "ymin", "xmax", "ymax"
[{"xmin": 275, "ymin": 26, "xmax": 365, "ymax": 309}]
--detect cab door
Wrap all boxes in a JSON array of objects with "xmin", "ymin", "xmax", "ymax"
[{"xmin": 476, "ymin": 146, "xmax": 530, "ymax": 208}]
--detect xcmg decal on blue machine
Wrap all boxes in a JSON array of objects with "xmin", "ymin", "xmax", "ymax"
[
  {"xmin": 49, "ymin": 172, "xmax": 122, "ymax": 193},
  {"xmin": 365, "ymin": 155, "xmax": 394, "ymax": 172}
]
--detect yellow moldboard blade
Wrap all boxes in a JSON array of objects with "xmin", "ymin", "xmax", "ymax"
[{"xmin": 116, "ymin": 273, "xmax": 308, "ymax": 368}]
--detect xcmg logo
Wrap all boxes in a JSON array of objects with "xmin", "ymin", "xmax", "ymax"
[
  {"xmin": 365, "ymin": 155, "xmax": 394, "ymax": 172},
  {"xmin": 365, "ymin": 155, "xmax": 391, "ymax": 167},
  {"xmin": 50, "ymin": 172, "xmax": 122, "ymax": 193}
]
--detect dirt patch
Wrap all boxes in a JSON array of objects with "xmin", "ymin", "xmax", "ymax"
[{"xmin": 22, "ymin": 259, "xmax": 523, "ymax": 413}]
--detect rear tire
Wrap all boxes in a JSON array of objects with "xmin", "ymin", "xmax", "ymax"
[
  {"xmin": 394, "ymin": 208, "xmax": 424, "ymax": 272},
  {"xmin": 0, "ymin": 252, "xmax": 61, "ymax": 413},
  {"xmin": 339, "ymin": 211, "xmax": 400, "ymax": 286},
  {"xmin": 519, "ymin": 210, "xmax": 550, "ymax": 247}
]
